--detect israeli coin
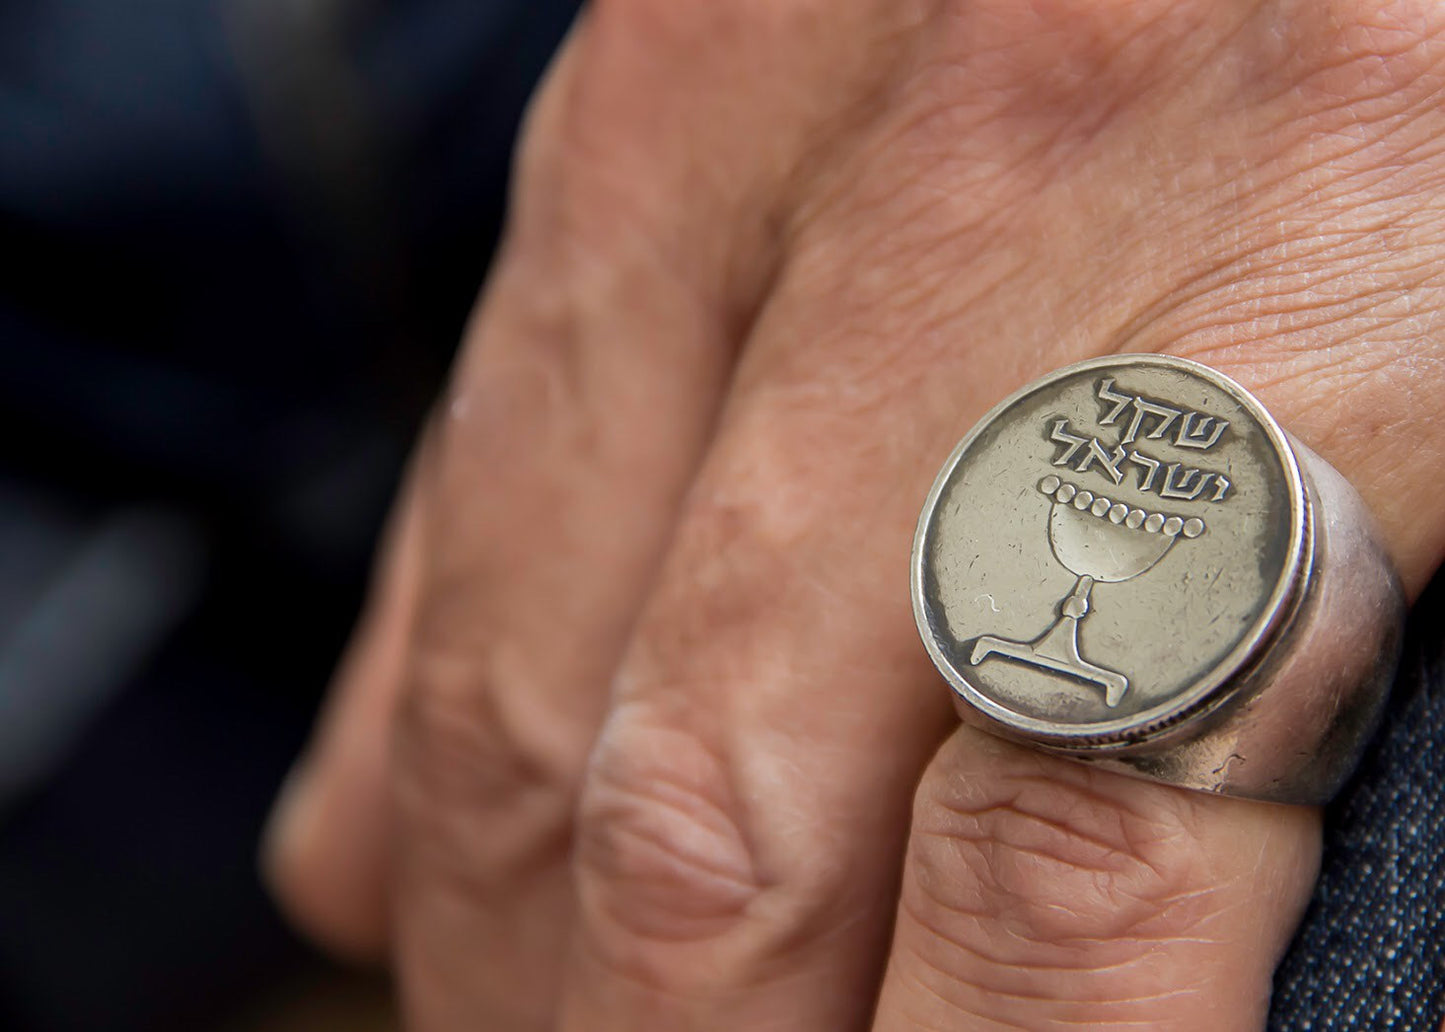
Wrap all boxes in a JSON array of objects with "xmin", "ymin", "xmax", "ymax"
[{"xmin": 912, "ymin": 354, "xmax": 1306, "ymax": 746}]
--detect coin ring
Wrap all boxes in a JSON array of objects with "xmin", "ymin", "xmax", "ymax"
[{"xmin": 911, "ymin": 354, "xmax": 1404, "ymax": 804}]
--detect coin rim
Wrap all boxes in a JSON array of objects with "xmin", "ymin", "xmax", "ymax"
[{"xmin": 911, "ymin": 353, "xmax": 1309, "ymax": 746}]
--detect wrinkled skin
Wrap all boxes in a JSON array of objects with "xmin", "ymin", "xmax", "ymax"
[{"xmin": 265, "ymin": 1, "xmax": 1445, "ymax": 1028}]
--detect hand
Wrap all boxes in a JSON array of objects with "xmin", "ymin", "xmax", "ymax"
[{"xmin": 264, "ymin": 2, "xmax": 1445, "ymax": 1027}]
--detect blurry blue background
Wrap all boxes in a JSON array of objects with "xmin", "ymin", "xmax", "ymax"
[{"xmin": 0, "ymin": 2, "xmax": 578, "ymax": 1027}]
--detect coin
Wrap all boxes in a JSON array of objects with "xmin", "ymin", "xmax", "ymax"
[{"xmin": 912, "ymin": 354, "xmax": 1308, "ymax": 746}]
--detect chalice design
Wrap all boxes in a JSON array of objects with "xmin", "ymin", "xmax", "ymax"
[{"xmin": 969, "ymin": 475, "xmax": 1205, "ymax": 707}]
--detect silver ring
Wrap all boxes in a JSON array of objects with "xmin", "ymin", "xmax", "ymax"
[{"xmin": 911, "ymin": 354, "xmax": 1405, "ymax": 805}]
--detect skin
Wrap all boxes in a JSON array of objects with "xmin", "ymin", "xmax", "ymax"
[{"xmin": 264, "ymin": 0, "xmax": 1445, "ymax": 1028}]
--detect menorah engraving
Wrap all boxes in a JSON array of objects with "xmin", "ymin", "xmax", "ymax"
[{"xmin": 969, "ymin": 475, "xmax": 1205, "ymax": 707}]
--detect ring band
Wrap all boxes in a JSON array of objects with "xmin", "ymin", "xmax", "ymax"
[{"xmin": 911, "ymin": 354, "xmax": 1404, "ymax": 805}]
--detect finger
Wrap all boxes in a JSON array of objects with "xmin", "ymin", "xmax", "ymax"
[
  {"xmin": 270, "ymin": 15, "xmax": 765, "ymax": 1013},
  {"xmin": 873, "ymin": 360, "xmax": 1445, "ymax": 1026},
  {"xmin": 383, "ymin": 15, "xmax": 834, "ymax": 1027},
  {"xmin": 558, "ymin": 1, "xmax": 1445, "ymax": 1028},
  {"xmin": 874, "ymin": 333, "xmax": 1445, "ymax": 1029},
  {"xmin": 868, "ymin": 7, "xmax": 1445, "ymax": 1025},
  {"xmin": 876, "ymin": 730, "xmax": 1320, "ymax": 1031},
  {"xmin": 262, "ymin": 436, "xmax": 434, "ymax": 961},
  {"xmin": 387, "ymin": 0, "xmax": 1026, "ymax": 1020}
]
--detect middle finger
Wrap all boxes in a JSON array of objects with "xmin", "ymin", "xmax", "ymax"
[{"xmin": 555, "ymin": 0, "xmax": 1445, "ymax": 1026}]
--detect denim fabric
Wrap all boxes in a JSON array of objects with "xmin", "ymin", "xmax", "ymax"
[{"xmin": 1270, "ymin": 573, "xmax": 1445, "ymax": 1030}]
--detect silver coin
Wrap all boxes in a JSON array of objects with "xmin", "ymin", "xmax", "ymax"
[{"xmin": 912, "ymin": 354, "xmax": 1308, "ymax": 746}]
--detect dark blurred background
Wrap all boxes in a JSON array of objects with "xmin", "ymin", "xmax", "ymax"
[{"xmin": 0, "ymin": 2, "xmax": 578, "ymax": 1028}]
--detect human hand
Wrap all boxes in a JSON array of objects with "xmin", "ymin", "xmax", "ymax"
[{"xmin": 265, "ymin": 1, "xmax": 1445, "ymax": 1027}]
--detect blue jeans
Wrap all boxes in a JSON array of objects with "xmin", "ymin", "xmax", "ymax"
[{"xmin": 1270, "ymin": 573, "xmax": 1445, "ymax": 1030}]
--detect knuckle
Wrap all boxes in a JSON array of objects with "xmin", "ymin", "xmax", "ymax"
[
  {"xmin": 573, "ymin": 701, "xmax": 870, "ymax": 991},
  {"xmin": 574, "ymin": 707, "xmax": 763, "ymax": 954},
  {"xmin": 906, "ymin": 741, "xmax": 1223, "ymax": 963},
  {"xmin": 394, "ymin": 632, "xmax": 580, "ymax": 867},
  {"xmin": 564, "ymin": 483, "xmax": 900, "ymax": 987}
]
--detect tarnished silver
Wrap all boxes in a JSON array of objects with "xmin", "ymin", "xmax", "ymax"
[{"xmin": 912, "ymin": 354, "xmax": 1404, "ymax": 804}]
